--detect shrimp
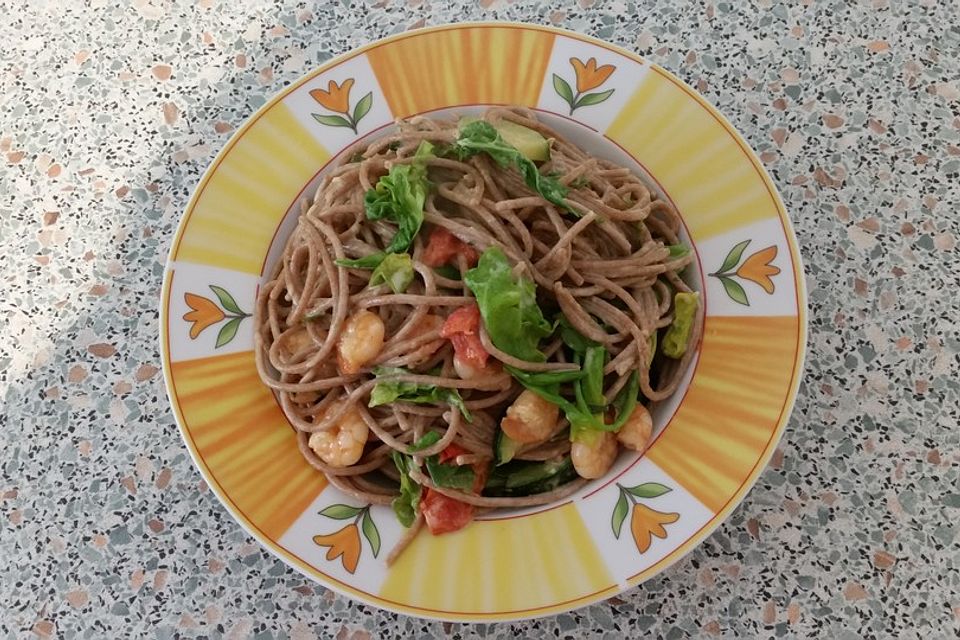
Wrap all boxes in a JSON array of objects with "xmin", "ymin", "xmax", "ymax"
[
  {"xmin": 453, "ymin": 353, "xmax": 503, "ymax": 381},
  {"xmin": 308, "ymin": 407, "xmax": 369, "ymax": 467},
  {"xmin": 571, "ymin": 431, "xmax": 618, "ymax": 479},
  {"xmin": 500, "ymin": 389, "xmax": 559, "ymax": 444},
  {"xmin": 337, "ymin": 309, "xmax": 385, "ymax": 374},
  {"xmin": 617, "ymin": 405, "xmax": 653, "ymax": 451},
  {"xmin": 278, "ymin": 326, "xmax": 316, "ymax": 360}
]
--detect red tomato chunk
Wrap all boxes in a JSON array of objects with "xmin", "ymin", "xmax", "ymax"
[
  {"xmin": 422, "ymin": 228, "xmax": 479, "ymax": 268},
  {"xmin": 441, "ymin": 304, "xmax": 489, "ymax": 368}
]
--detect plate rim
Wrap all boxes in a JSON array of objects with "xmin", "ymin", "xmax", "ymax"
[{"xmin": 159, "ymin": 20, "xmax": 808, "ymax": 622}]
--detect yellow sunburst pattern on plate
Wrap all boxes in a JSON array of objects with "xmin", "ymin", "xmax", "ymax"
[
  {"xmin": 645, "ymin": 316, "xmax": 800, "ymax": 513},
  {"xmin": 379, "ymin": 504, "xmax": 615, "ymax": 614},
  {"xmin": 366, "ymin": 25, "xmax": 555, "ymax": 117},
  {"xmin": 172, "ymin": 104, "xmax": 331, "ymax": 274},
  {"xmin": 168, "ymin": 350, "xmax": 327, "ymax": 540},
  {"xmin": 607, "ymin": 70, "xmax": 781, "ymax": 242}
]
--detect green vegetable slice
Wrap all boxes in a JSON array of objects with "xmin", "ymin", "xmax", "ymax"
[
  {"xmin": 494, "ymin": 120, "xmax": 550, "ymax": 162},
  {"xmin": 494, "ymin": 428, "xmax": 522, "ymax": 466},
  {"xmin": 369, "ymin": 253, "xmax": 415, "ymax": 293},
  {"xmin": 662, "ymin": 292, "xmax": 699, "ymax": 358},
  {"xmin": 483, "ymin": 456, "xmax": 578, "ymax": 497},
  {"xmin": 666, "ymin": 244, "xmax": 690, "ymax": 258}
]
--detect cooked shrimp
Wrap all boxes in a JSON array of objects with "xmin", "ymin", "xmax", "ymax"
[
  {"xmin": 617, "ymin": 405, "xmax": 653, "ymax": 451},
  {"xmin": 453, "ymin": 353, "xmax": 503, "ymax": 381},
  {"xmin": 308, "ymin": 407, "xmax": 369, "ymax": 467},
  {"xmin": 337, "ymin": 309, "xmax": 385, "ymax": 374},
  {"xmin": 500, "ymin": 389, "xmax": 559, "ymax": 444},
  {"xmin": 571, "ymin": 431, "xmax": 618, "ymax": 479},
  {"xmin": 278, "ymin": 327, "xmax": 315, "ymax": 360}
]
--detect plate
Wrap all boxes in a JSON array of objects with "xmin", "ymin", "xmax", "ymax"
[{"xmin": 160, "ymin": 23, "xmax": 806, "ymax": 621}]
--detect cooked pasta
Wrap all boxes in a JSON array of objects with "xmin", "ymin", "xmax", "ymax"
[{"xmin": 255, "ymin": 107, "xmax": 701, "ymax": 554}]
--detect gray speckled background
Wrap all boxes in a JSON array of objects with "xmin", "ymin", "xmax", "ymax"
[{"xmin": 1, "ymin": 1, "xmax": 958, "ymax": 638}]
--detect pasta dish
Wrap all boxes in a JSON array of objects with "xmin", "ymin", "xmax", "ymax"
[{"xmin": 255, "ymin": 107, "xmax": 701, "ymax": 562}]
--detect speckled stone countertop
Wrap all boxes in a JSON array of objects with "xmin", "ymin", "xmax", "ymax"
[{"xmin": 1, "ymin": 1, "xmax": 958, "ymax": 638}]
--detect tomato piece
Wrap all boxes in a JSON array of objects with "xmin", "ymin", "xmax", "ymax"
[
  {"xmin": 438, "ymin": 443, "xmax": 470, "ymax": 464},
  {"xmin": 449, "ymin": 333, "xmax": 489, "ymax": 368},
  {"xmin": 441, "ymin": 304, "xmax": 489, "ymax": 368},
  {"xmin": 422, "ymin": 228, "xmax": 479, "ymax": 268},
  {"xmin": 421, "ymin": 488, "xmax": 474, "ymax": 535},
  {"xmin": 441, "ymin": 304, "xmax": 481, "ymax": 337}
]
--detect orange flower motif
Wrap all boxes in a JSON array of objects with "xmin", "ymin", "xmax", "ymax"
[
  {"xmin": 313, "ymin": 523, "xmax": 362, "ymax": 574},
  {"xmin": 735, "ymin": 245, "xmax": 781, "ymax": 294},
  {"xmin": 310, "ymin": 78, "xmax": 355, "ymax": 114},
  {"xmin": 183, "ymin": 293, "xmax": 224, "ymax": 339},
  {"xmin": 570, "ymin": 57, "xmax": 615, "ymax": 93},
  {"xmin": 630, "ymin": 503, "xmax": 680, "ymax": 554}
]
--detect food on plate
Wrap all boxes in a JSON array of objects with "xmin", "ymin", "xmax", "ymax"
[{"xmin": 255, "ymin": 107, "xmax": 701, "ymax": 562}]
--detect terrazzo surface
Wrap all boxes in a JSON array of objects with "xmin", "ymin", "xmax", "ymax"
[{"xmin": 1, "ymin": 0, "xmax": 958, "ymax": 638}]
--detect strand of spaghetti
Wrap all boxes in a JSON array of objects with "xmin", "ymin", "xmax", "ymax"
[
  {"xmin": 386, "ymin": 514, "xmax": 424, "ymax": 567},
  {"xmin": 478, "ymin": 326, "xmax": 580, "ymax": 372}
]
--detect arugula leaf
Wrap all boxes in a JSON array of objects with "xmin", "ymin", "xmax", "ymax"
[
  {"xmin": 390, "ymin": 451, "xmax": 421, "ymax": 527},
  {"xmin": 569, "ymin": 372, "xmax": 640, "ymax": 441},
  {"xmin": 464, "ymin": 247, "xmax": 553, "ymax": 363},
  {"xmin": 508, "ymin": 371, "xmax": 595, "ymax": 429},
  {"xmin": 404, "ymin": 431, "xmax": 475, "ymax": 491},
  {"xmin": 408, "ymin": 431, "xmax": 441, "ymax": 453},
  {"xmin": 337, "ymin": 142, "xmax": 434, "ymax": 269},
  {"xmin": 433, "ymin": 264, "xmax": 461, "ymax": 280},
  {"xmin": 413, "ymin": 140, "xmax": 435, "ymax": 160},
  {"xmin": 369, "ymin": 253, "xmax": 415, "ymax": 293},
  {"xmin": 337, "ymin": 253, "xmax": 387, "ymax": 270},
  {"xmin": 369, "ymin": 367, "xmax": 472, "ymax": 422},
  {"xmin": 503, "ymin": 365, "xmax": 587, "ymax": 386},
  {"xmin": 570, "ymin": 176, "xmax": 590, "ymax": 189},
  {"xmin": 557, "ymin": 315, "xmax": 599, "ymax": 353},
  {"xmin": 581, "ymin": 345, "xmax": 607, "ymax": 407},
  {"xmin": 425, "ymin": 456, "xmax": 475, "ymax": 490},
  {"xmin": 662, "ymin": 292, "xmax": 699, "ymax": 358},
  {"xmin": 607, "ymin": 371, "xmax": 640, "ymax": 432},
  {"xmin": 452, "ymin": 120, "xmax": 568, "ymax": 211}
]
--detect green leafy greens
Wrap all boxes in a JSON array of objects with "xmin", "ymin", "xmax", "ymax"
[
  {"xmin": 506, "ymin": 320, "xmax": 639, "ymax": 442},
  {"xmin": 451, "ymin": 121, "xmax": 568, "ymax": 211},
  {"xmin": 463, "ymin": 247, "xmax": 554, "ymax": 363},
  {"xmin": 369, "ymin": 253, "xmax": 415, "ymax": 293},
  {"xmin": 409, "ymin": 432, "xmax": 476, "ymax": 491},
  {"xmin": 338, "ymin": 142, "xmax": 434, "ymax": 269},
  {"xmin": 369, "ymin": 366, "xmax": 472, "ymax": 422},
  {"xmin": 390, "ymin": 450, "xmax": 421, "ymax": 527},
  {"xmin": 390, "ymin": 431, "xmax": 476, "ymax": 526},
  {"xmin": 425, "ymin": 456, "xmax": 475, "ymax": 491}
]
